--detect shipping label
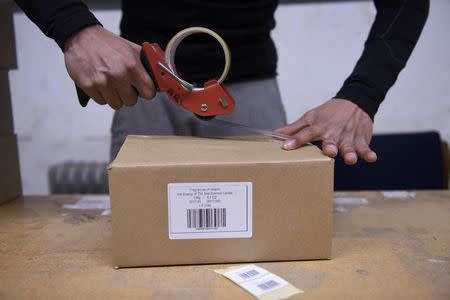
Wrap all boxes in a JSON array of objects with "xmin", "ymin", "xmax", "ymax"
[{"xmin": 168, "ymin": 182, "xmax": 252, "ymax": 239}]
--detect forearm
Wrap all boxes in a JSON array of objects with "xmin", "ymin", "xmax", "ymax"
[
  {"xmin": 14, "ymin": 0, "xmax": 102, "ymax": 50},
  {"xmin": 335, "ymin": 0, "xmax": 429, "ymax": 120}
]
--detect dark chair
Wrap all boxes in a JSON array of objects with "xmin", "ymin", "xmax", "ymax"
[{"xmin": 334, "ymin": 131, "xmax": 449, "ymax": 191}]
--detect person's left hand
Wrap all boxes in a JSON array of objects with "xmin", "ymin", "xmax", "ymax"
[{"xmin": 274, "ymin": 98, "xmax": 377, "ymax": 165}]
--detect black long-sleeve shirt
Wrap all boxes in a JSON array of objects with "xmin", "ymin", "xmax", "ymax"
[{"xmin": 14, "ymin": 0, "xmax": 429, "ymax": 119}]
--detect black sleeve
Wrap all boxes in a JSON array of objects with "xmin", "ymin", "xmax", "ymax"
[
  {"xmin": 14, "ymin": 0, "xmax": 102, "ymax": 51},
  {"xmin": 335, "ymin": 0, "xmax": 429, "ymax": 120}
]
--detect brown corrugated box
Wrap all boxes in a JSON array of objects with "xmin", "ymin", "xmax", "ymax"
[
  {"xmin": 0, "ymin": 2, "xmax": 17, "ymax": 69},
  {"xmin": 108, "ymin": 135, "xmax": 333, "ymax": 267},
  {"xmin": 0, "ymin": 134, "xmax": 22, "ymax": 204},
  {"xmin": 0, "ymin": 71, "xmax": 14, "ymax": 135}
]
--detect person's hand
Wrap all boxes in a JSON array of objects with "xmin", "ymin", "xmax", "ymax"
[
  {"xmin": 274, "ymin": 99, "xmax": 377, "ymax": 165},
  {"xmin": 64, "ymin": 25, "xmax": 156, "ymax": 109}
]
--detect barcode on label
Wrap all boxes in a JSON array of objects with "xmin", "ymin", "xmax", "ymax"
[
  {"xmin": 257, "ymin": 280, "xmax": 280, "ymax": 291},
  {"xmin": 239, "ymin": 269, "xmax": 260, "ymax": 279},
  {"xmin": 218, "ymin": 265, "xmax": 301, "ymax": 298},
  {"xmin": 186, "ymin": 208, "xmax": 226, "ymax": 229}
]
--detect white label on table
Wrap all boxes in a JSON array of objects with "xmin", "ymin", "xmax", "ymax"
[
  {"xmin": 382, "ymin": 191, "xmax": 416, "ymax": 199},
  {"xmin": 168, "ymin": 182, "xmax": 252, "ymax": 239},
  {"xmin": 240, "ymin": 274, "xmax": 289, "ymax": 296},
  {"xmin": 216, "ymin": 264, "xmax": 303, "ymax": 299},
  {"xmin": 62, "ymin": 195, "xmax": 110, "ymax": 210},
  {"xmin": 222, "ymin": 265, "xmax": 269, "ymax": 284}
]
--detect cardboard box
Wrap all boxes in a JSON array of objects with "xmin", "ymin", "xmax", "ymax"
[
  {"xmin": 0, "ymin": 134, "xmax": 22, "ymax": 204},
  {"xmin": 108, "ymin": 135, "xmax": 333, "ymax": 267},
  {"xmin": 0, "ymin": 2, "xmax": 17, "ymax": 69},
  {"xmin": 0, "ymin": 71, "xmax": 14, "ymax": 135}
]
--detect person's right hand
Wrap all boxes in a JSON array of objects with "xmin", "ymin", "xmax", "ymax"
[{"xmin": 64, "ymin": 25, "xmax": 156, "ymax": 109}]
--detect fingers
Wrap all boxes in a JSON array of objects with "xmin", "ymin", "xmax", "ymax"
[
  {"xmin": 355, "ymin": 138, "xmax": 377, "ymax": 163},
  {"xmin": 365, "ymin": 151, "xmax": 378, "ymax": 163},
  {"xmin": 278, "ymin": 100, "xmax": 378, "ymax": 165},
  {"xmin": 274, "ymin": 117, "xmax": 309, "ymax": 136},
  {"xmin": 336, "ymin": 128, "xmax": 378, "ymax": 165},
  {"xmin": 282, "ymin": 126, "xmax": 320, "ymax": 150},
  {"xmin": 64, "ymin": 28, "xmax": 155, "ymax": 110},
  {"xmin": 79, "ymin": 66, "xmax": 144, "ymax": 109},
  {"xmin": 336, "ymin": 132, "xmax": 378, "ymax": 165},
  {"xmin": 339, "ymin": 141, "xmax": 377, "ymax": 165},
  {"xmin": 322, "ymin": 139, "xmax": 338, "ymax": 158},
  {"xmin": 83, "ymin": 88, "xmax": 106, "ymax": 105},
  {"xmin": 115, "ymin": 79, "xmax": 138, "ymax": 107},
  {"xmin": 81, "ymin": 76, "xmax": 142, "ymax": 109},
  {"xmin": 125, "ymin": 40, "xmax": 156, "ymax": 100},
  {"xmin": 101, "ymin": 85, "xmax": 122, "ymax": 110},
  {"xmin": 339, "ymin": 142, "xmax": 358, "ymax": 165},
  {"xmin": 131, "ymin": 63, "xmax": 156, "ymax": 100}
]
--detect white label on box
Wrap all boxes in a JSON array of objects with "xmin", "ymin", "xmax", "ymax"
[{"xmin": 168, "ymin": 182, "xmax": 252, "ymax": 239}]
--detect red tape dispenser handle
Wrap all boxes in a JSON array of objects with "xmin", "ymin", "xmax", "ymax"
[{"xmin": 140, "ymin": 27, "xmax": 235, "ymax": 119}]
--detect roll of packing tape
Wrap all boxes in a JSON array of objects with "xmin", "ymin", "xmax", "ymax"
[{"xmin": 165, "ymin": 27, "xmax": 231, "ymax": 86}]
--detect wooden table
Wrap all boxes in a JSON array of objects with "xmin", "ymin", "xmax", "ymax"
[{"xmin": 0, "ymin": 191, "xmax": 449, "ymax": 299}]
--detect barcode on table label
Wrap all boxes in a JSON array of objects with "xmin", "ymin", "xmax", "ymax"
[
  {"xmin": 187, "ymin": 208, "xmax": 226, "ymax": 229},
  {"xmin": 242, "ymin": 275, "xmax": 289, "ymax": 296},
  {"xmin": 221, "ymin": 265, "xmax": 268, "ymax": 284},
  {"xmin": 239, "ymin": 269, "xmax": 260, "ymax": 279},
  {"xmin": 257, "ymin": 279, "xmax": 280, "ymax": 291},
  {"xmin": 218, "ymin": 265, "xmax": 302, "ymax": 298}
]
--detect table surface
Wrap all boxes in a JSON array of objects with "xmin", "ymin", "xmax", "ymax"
[{"xmin": 0, "ymin": 191, "xmax": 449, "ymax": 299}]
